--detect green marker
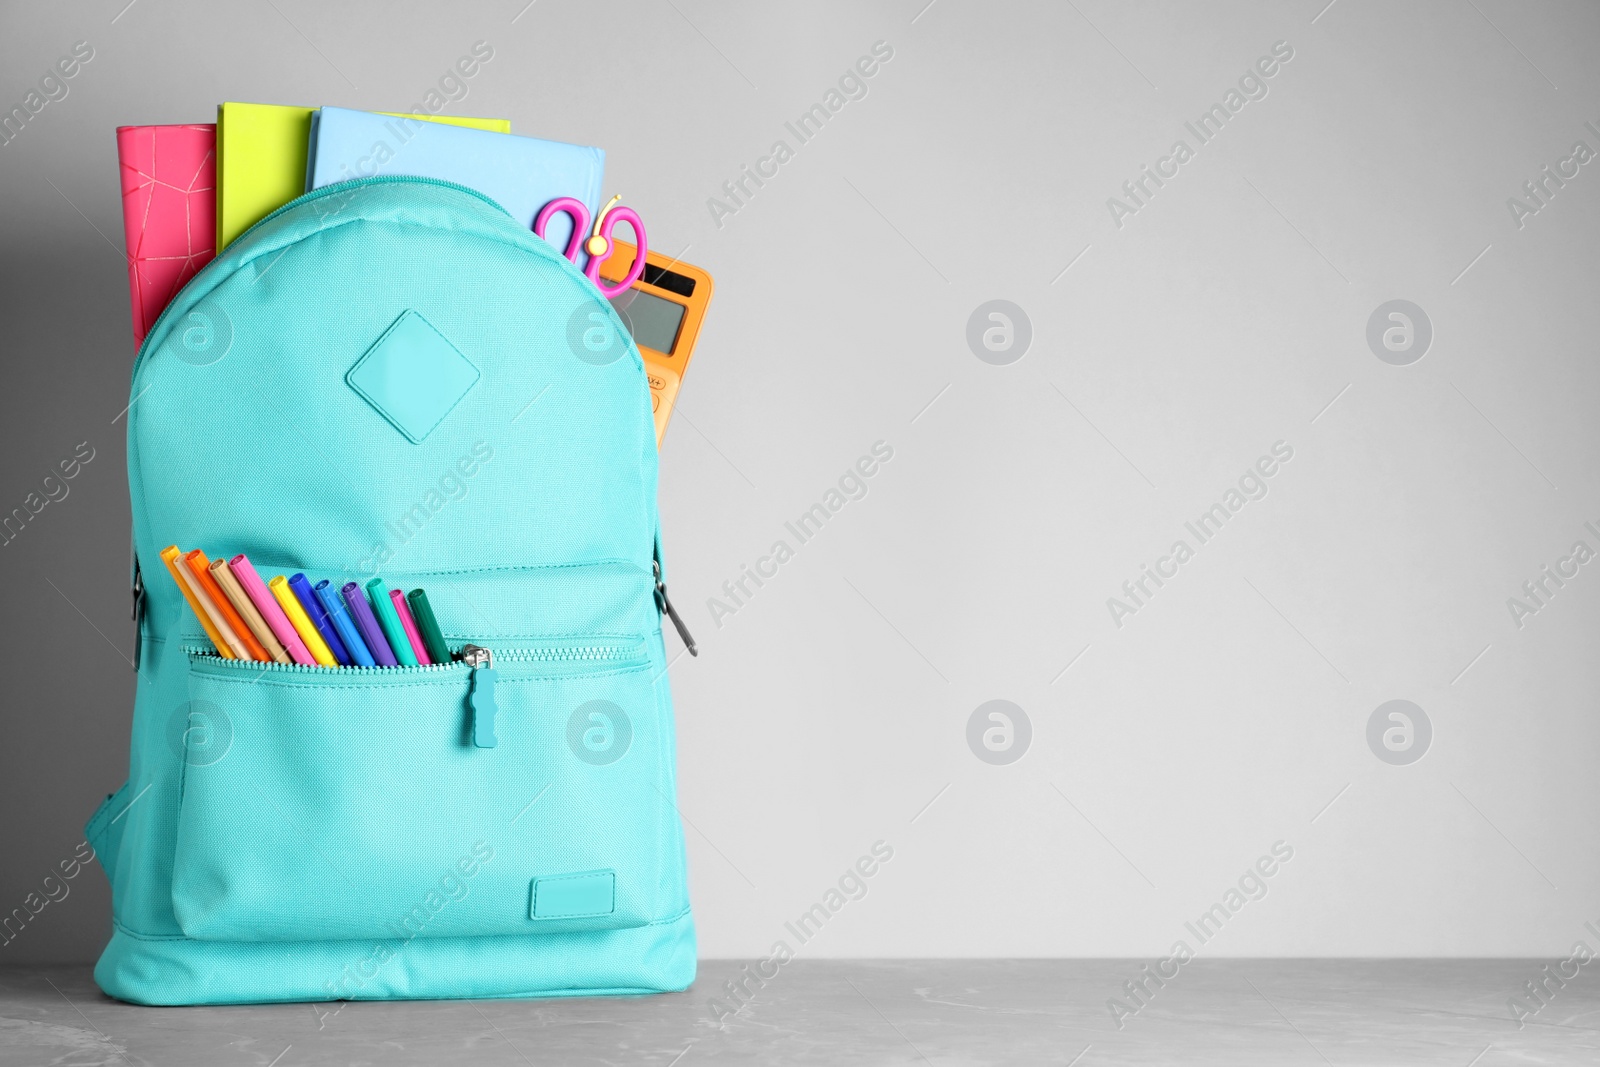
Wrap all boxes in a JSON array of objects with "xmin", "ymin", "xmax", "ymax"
[
  {"xmin": 365, "ymin": 577, "xmax": 418, "ymax": 666},
  {"xmin": 407, "ymin": 588, "xmax": 454, "ymax": 663}
]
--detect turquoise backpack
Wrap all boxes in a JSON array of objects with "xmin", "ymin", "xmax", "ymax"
[{"xmin": 86, "ymin": 176, "xmax": 698, "ymax": 1005}]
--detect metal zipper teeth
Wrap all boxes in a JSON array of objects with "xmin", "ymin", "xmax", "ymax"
[
  {"xmin": 184, "ymin": 649, "xmax": 459, "ymax": 675},
  {"xmin": 496, "ymin": 646, "xmax": 642, "ymax": 662},
  {"xmin": 183, "ymin": 645, "xmax": 643, "ymax": 674}
]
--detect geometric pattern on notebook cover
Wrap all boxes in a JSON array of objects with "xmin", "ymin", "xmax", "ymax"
[{"xmin": 117, "ymin": 123, "xmax": 216, "ymax": 346}]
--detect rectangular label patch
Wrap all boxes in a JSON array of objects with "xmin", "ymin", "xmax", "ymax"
[{"xmin": 530, "ymin": 870, "xmax": 615, "ymax": 919}]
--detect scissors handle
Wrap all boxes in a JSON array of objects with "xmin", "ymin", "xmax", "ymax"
[
  {"xmin": 532, "ymin": 197, "xmax": 589, "ymax": 264},
  {"xmin": 587, "ymin": 207, "xmax": 647, "ymax": 300}
]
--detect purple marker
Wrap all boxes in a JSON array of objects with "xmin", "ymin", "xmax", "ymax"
[{"xmin": 341, "ymin": 581, "xmax": 396, "ymax": 666}]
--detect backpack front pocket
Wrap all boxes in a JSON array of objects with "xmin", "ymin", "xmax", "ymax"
[{"xmin": 170, "ymin": 639, "xmax": 687, "ymax": 943}]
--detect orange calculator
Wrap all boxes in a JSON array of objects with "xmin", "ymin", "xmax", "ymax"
[{"xmin": 596, "ymin": 240, "xmax": 713, "ymax": 446}]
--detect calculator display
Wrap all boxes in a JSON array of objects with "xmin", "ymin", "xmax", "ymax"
[{"xmin": 608, "ymin": 287, "xmax": 686, "ymax": 356}]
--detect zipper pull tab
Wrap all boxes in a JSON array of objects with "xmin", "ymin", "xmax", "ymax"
[
  {"xmin": 653, "ymin": 561, "xmax": 698, "ymax": 657},
  {"xmin": 131, "ymin": 553, "xmax": 145, "ymax": 672},
  {"xmin": 462, "ymin": 644, "xmax": 498, "ymax": 749}
]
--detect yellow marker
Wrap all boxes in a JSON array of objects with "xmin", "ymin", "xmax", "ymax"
[
  {"xmin": 269, "ymin": 575, "xmax": 337, "ymax": 666},
  {"xmin": 160, "ymin": 545, "xmax": 234, "ymax": 658}
]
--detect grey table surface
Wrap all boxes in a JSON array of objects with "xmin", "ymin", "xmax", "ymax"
[{"xmin": 3, "ymin": 959, "xmax": 1598, "ymax": 1066}]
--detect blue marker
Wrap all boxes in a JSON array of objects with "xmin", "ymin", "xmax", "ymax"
[
  {"xmin": 315, "ymin": 579, "xmax": 374, "ymax": 667},
  {"xmin": 289, "ymin": 573, "xmax": 350, "ymax": 665}
]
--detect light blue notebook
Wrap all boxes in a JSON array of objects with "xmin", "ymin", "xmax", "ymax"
[{"xmin": 306, "ymin": 107, "xmax": 604, "ymax": 252}]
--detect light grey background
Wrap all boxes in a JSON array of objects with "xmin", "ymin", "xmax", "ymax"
[{"xmin": 2, "ymin": 0, "xmax": 1597, "ymax": 966}]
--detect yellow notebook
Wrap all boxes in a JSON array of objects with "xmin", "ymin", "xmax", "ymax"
[{"xmin": 216, "ymin": 103, "xmax": 512, "ymax": 249}]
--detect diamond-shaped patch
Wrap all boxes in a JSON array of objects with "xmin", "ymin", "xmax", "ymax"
[{"xmin": 346, "ymin": 311, "xmax": 479, "ymax": 444}]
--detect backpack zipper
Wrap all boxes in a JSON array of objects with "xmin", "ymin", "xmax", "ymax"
[
  {"xmin": 181, "ymin": 642, "xmax": 643, "ymax": 673},
  {"xmin": 131, "ymin": 551, "xmax": 144, "ymax": 671},
  {"xmin": 184, "ymin": 641, "xmax": 639, "ymax": 752},
  {"xmin": 653, "ymin": 560, "xmax": 697, "ymax": 656},
  {"xmin": 462, "ymin": 644, "xmax": 498, "ymax": 748},
  {"xmin": 129, "ymin": 175, "xmax": 515, "ymax": 377}
]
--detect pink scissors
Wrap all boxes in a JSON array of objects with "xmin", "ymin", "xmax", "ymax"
[{"xmin": 533, "ymin": 194, "xmax": 648, "ymax": 299}]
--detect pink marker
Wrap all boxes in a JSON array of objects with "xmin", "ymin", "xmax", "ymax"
[
  {"xmin": 228, "ymin": 554, "xmax": 316, "ymax": 666},
  {"xmin": 390, "ymin": 589, "xmax": 432, "ymax": 665}
]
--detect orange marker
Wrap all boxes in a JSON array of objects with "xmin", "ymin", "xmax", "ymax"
[
  {"xmin": 209, "ymin": 558, "xmax": 291, "ymax": 664},
  {"xmin": 183, "ymin": 550, "xmax": 269, "ymax": 661},
  {"xmin": 159, "ymin": 545, "xmax": 233, "ymax": 658}
]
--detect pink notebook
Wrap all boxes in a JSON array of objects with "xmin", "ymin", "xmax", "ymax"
[{"xmin": 117, "ymin": 124, "xmax": 216, "ymax": 345}]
